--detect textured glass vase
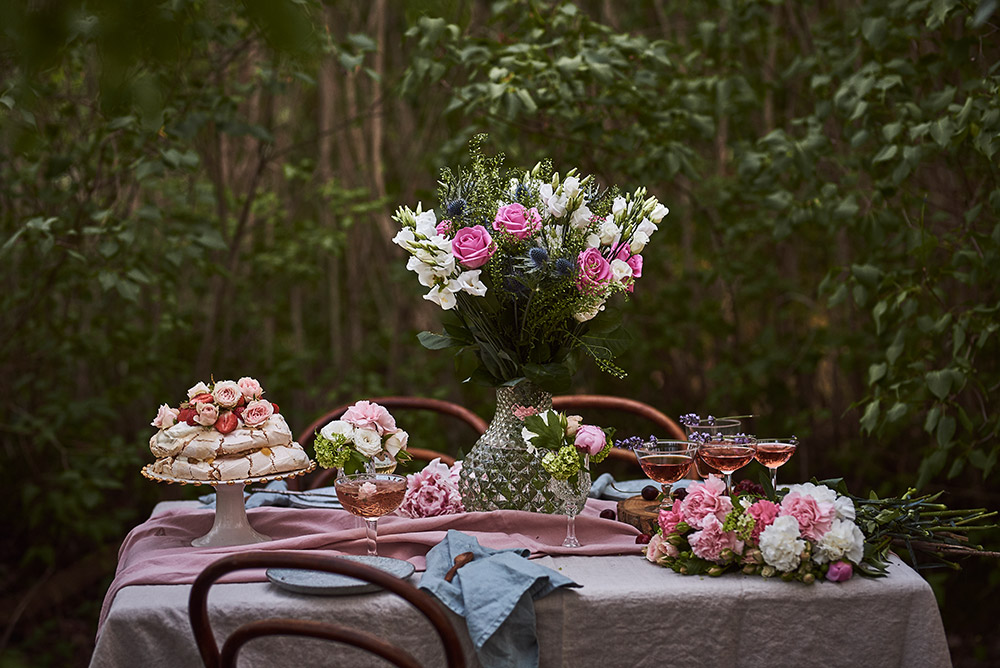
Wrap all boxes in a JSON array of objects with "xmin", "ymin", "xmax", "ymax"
[{"xmin": 458, "ymin": 382, "xmax": 558, "ymax": 513}]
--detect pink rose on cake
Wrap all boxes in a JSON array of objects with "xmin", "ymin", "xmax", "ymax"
[
  {"xmin": 194, "ymin": 401, "xmax": 218, "ymax": 427},
  {"xmin": 242, "ymin": 399, "xmax": 274, "ymax": 427},
  {"xmin": 212, "ymin": 380, "xmax": 242, "ymax": 408},
  {"xmin": 238, "ymin": 377, "xmax": 263, "ymax": 401},
  {"xmin": 151, "ymin": 404, "xmax": 178, "ymax": 429}
]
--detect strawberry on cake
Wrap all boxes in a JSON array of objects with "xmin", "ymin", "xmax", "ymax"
[{"xmin": 149, "ymin": 377, "xmax": 310, "ymax": 480}]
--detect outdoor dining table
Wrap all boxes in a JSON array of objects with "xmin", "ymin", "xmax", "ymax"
[{"xmin": 89, "ymin": 498, "xmax": 952, "ymax": 668}]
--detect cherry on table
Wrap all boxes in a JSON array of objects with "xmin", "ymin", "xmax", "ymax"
[
  {"xmin": 599, "ymin": 509, "xmax": 616, "ymax": 520},
  {"xmin": 641, "ymin": 485, "xmax": 659, "ymax": 501}
]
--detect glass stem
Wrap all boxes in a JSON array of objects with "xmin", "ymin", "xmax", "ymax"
[
  {"xmin": 724, "ymin": 473, "xmax": 733, "ymax": 496},
  {"xmin": 770, "ymin": 467, "xmax": 778, "ymax": 492},
  {"xmin": 365, "ymin": 518, "xmax": 378, "ymax": 556},
  {"xmin": 659, "ymin": 483, "xmax": 673, "ymax": 510}
]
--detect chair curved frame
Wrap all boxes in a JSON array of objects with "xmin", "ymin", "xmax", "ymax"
[
  {"xmin": 552, "ymin": 394, "xmax": 687, "ymax": 465},
  {"xmin": 189, "ymin": 551, "xmax": 466, "ymax": 668}
]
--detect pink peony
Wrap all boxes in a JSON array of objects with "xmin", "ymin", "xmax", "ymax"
[
  {"xmin": 747, "ymin": 499, "xmax": 780, "ymax": 541},
  {"xmin": 151, "ymin": 404, "xmax": 178, "ymax": 429},
  {"xmin": 645, "ymin": 533, "xmax": 678, "ymax": 563},
  {"xmin": 194, "ymin": 401, "xmax": 218, "ymax": 427},
  {"xmin": 212, "ymin": 380, "xmax": 242, "ymax": 408},
  {"xmin": 242, "ymin": 399, "xmax": 273, "ymax": 427},
  {"xmin": 342, "ymin": 400, "xmax": 397, "ymax": 436},
  {"xmin": 574, "ymin": 425, "xmax": 606, "ymax": 455},
  {"xmin": 575, "ymin": 247, "xmax": 612, "ymax": 294},
  {"xmin": 826, "ymin": 560, "xmax": 853, "ymax": 582},
  {"xmin": 398, "ymin": 458, "xmax": 465, "ymax": 518},
  {"xmin": 688, "ymin": 514, "xmax": 741, "ymax": 562},
  {"xmin": 680, "ymin": 475, "xmax": 733, "ymax": 530},
  {"xmin": 658, "ymin": 499, "xmax": 685, "ymax": 536},
  {"xmin": 493, "ymin": 203, "xmax": 542, "ymax": 240},
  {"xmin": 237, "ymin": 377, "xmax": 263, "ymax": 401},
  {"xmin": 780, "ymin": 492, "xmax": 836, "ymax": 541},
  {"xmin": 451, "ymin": 225, "xmax": 496, "ymax": 269}
]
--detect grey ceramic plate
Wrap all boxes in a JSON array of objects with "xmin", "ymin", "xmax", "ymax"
[{"xmin": 266, "ymin": 555, "xmax": 415, "ymax": 596}]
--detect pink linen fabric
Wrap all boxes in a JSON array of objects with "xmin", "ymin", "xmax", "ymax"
[{"xmin": 97, "ymin": 499, "xmax": 639, "ymax": 636}]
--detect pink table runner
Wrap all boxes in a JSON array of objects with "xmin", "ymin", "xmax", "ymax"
[{"xmin": 98, "ymin": 499, "xmax": 641, "ymax": 635}]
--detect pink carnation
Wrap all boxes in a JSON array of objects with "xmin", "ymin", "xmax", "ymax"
[
  {"xmin": 688, "ymin": 514, "xmax": 741, "ymax": 562},
  {"xmin": 398, "ymin": 458, "xmax": 465, "ymax": 518},
  {"xmin": 680, "ymin": 475, "xmax": 733, "ymax": 530},
  {"xmin": 512, "ymin": 405, "xmax": 539, "ymax": 420},
  {"xmin": 747, "ymin": 499, "xmax": 780, "ymax": 541},
  {"xmin": 342, "ymin": 400, "xmax": 398, "ymax": 436},
  {"xmin": 780, "ymin": 492, "xmax": 836, "ymax": 541},
  {"xmin": 645, "ymin": 533, "xmax": 678, "ymax": 563},
  {"xmin": 657, "ymin": 499, "xmax": 685, "ymax": 536},
  {"xmin": 493, "ymin": 203, "xmax": 542, "ymax": 240},
  {"xmin": 826, "ymin": 560, "xmax": 853, "ymax": 582}
]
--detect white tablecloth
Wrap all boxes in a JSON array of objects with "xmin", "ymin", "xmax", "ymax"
[{"xmin": 89, "ymin": 504, "xmax": 952, "ymax": 668}]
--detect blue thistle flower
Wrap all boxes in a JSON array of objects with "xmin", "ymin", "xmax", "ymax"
[
  {"xmin": 528, "ymin": 246, "xmax": 548, "ymax": 267},
  {"xmin": 446, "ymin": 198, "xmax": 467, "ymax": 217},
  {"xmin": 554, "ymin": 258, "xmax": 573, "ymax": 275},
  {"xmin": 515, "ymin": 183, "xmax": 532, "ymax": 202}
]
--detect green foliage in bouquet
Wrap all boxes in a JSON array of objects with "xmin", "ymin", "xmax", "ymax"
[{"xmin": 521, "ymin": 409, "xmax": 613, "ymax": 479}]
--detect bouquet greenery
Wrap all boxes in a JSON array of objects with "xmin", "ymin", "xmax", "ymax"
[
  {"xmin": 519, "ymin": 408, "xmax": 614, "ymax": 480},
  {"xmin": 392, "ymin": 136, "xmax": 668, "ymax": 392}
]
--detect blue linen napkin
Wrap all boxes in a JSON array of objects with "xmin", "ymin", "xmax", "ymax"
[
  {"xmin": 198, "ymin": 479, "xmax": 292, "ymax": 508},
  {"xmin": 589, "ymin": 472, "xmax": 691, "ymax": 501},
  {"xmin": 419, "ymin": 529, "xmax": 581, "ymax": 668}
]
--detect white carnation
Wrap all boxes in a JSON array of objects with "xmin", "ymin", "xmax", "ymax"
[
  {"xmin": 813, "ymin": 519, "xmax": 865, "ymax": 564},
  {"xmin": 758, "ymin": 515, "xmax": 805, "ymax": 572},
  {"xmin": 834, "ymin": 495, "xmax": 856, "ymax": 521},
  {"xmin": 785, "ymin": 482, "xmax": 837, "ymax": 506},
  {"xmin": 353, "ymin": 428, "xmax": 383, "ymax": 457},
  {"xmin": 320, "ymin": 420, "xmax": 354, "ymax": 443}
]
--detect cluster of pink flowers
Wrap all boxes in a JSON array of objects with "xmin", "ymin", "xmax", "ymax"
[
  {"xmin": 150, "ymin": 377, "xmax": 277, "ymax": 435},
  {"xmin": 397, "ymin": 458, "xmax": 465, "ymax": 518},
  {"xmin": 646, "ymin": 477, "xmax": 865, "ymax": 584}
]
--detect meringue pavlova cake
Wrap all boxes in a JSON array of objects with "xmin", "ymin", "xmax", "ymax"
[{"xmin": 149, "ymin": 377, "xmax": 310, "ymax": 480}]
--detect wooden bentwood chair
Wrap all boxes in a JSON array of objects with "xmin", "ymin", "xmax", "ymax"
[
  {"xmin": 189, "ymin": 552, "xmax": 466, "ymax": 668},
  {"xmin": 293, "ymin": 397, "xmax": 488, "ymax": 490}
]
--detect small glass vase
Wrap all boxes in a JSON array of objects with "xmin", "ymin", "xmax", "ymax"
[
  {"xmin": 548, "ymin": 460, "xmax": 591, "ymax": 548},
  {"xmin": 458, "ymin": 381, "xmax": 559, "ymax": 513}
]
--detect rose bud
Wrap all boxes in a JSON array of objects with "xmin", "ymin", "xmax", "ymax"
[{"xmin": 215, "ymin": 411, "xmax": 238, "ymax": 435}]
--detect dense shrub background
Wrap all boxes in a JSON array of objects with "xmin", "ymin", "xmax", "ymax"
[{"xmin": 1, "ymin": 1, "xmax": 997, "ymax": 664}]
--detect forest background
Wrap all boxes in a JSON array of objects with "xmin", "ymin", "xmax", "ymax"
[{"xmin": 1, "ymin": 0, "xmax": 998, "ymax": 665}]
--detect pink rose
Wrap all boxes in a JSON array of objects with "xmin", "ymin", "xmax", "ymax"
[
  {"xmin": 780, "ymin": 492, "xmax": 836, "ymax": 541},
  {"xmin": 680, "ymin": 475, "xmax": 733, "ymax": 530},
  {"xmin": 151, "ymin": 404, "xmax": 179, "ymax": 429},
  {"xmin": 342, "ymin": 400, "xmax": 397, "ymax": 436},
  {"xmin": 615, "ymin": 247, "xmax": 643, "ymax": 293},
  {"xmin": 576, "ymin": 247, "xmax": 612, "ymax": 294},
  {"xmin": 688, "ymin": 514, "xmax": 741, "ymax": 562},
  {"xmin": 826, "ymin": 560, "xmax": 853, "ymax": 582},
  {"xmin": 658, "ymin": 499, "xmax": 685, "ymax": 536},
  {"xmin": 573, "ymin": 425, "xmax": 606, "ymax": 455},
  {"xmin": 493, "ymin": 203, "xmax": 542, "ymax": 240},
  {"xmin": 451, "ymin": 225, "xmax": 496, "ymax": 269},
  {"xmin": 237, "ymin": 377, "xmax": 263, "ymax": 401},
  {"xmin": 645, "ymin": 533, "xmax": 678, "ymax": 563},
  {"xmin": 194, "ymin": 401, "xmax": 218, "ymax": 427},
  {"xmin": 436, "ymin": 219, "xmax": 454, "ymax": 236},
  {"xmin": 747, "ymin": 499, "xmax": 780, "ymax": 541},
  {"xmin": 242, "ymin": 399, "xmax": 274, "ymax": 427},
  {"xmin": 212, "ymin": 380, "xmax": 242, "ymax": 408},
  {"xmin": 564, "ymin": 415, "xmax": 583, "ymax": 437}
]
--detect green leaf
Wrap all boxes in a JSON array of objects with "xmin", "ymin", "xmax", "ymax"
[
  {"xmin": 924, "ymin": 405, "xmax": 941, "ymax": 434},
  {"xmin": 868, "ymin": 362, "xmax": 887, "ymax": 384},
  {"xmin": 930, "ymin": 118, "xmax": 953, "ymax": 147},
  {"xmin": 860, "ymin": 400, "xmax": 880, "ymax": 434},
  {"xmin": 935, "ymin": 415, "xmax": 956, "ymax": 448},
  {"xmin": 873, "ymin": 144, "xmax": 898, "ymax": 163},
  {"xmin": 885, "ymin": 402, "xmax": 907, "ymax": 422},
  {"xmin": 862, "ymin": 17, "xmax": 888, "ymax": 48},
  {"xmin": 925, "ymin": 370, "xmax": 951, "ymax": 399},
  {"xmin": 417, "ymin": 331, "xmax": 463, "ymax": 350},
  {"xmin": 523, "ymin": 362, "xmax": 574, "ymax": 394}
]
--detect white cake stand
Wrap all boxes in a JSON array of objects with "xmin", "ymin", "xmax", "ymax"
[{"xmin": 141, "ymin": 461, "xmax": 316, "ymax": 547}]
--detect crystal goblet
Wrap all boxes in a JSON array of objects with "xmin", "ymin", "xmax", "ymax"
[
  {"xmin": 334, "ymin": 473, "xmax": 407, "ymax": 556},
  {"xmin": 633, "ymin": 440, "xmax": 698, "ymax": 509},
  {"xmin": 753, "ymin": 437, "xmax": 798, "ymax": 491},
  {"xmin": 548, "ymin": 464, "xmax": 591, "ymax": 548}
]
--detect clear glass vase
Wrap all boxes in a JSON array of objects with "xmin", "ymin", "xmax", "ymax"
[{"xmin": 458, "ymin": 382, "xmax": 559, "ymax": 513}]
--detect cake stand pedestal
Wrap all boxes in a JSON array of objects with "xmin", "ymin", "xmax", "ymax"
[{"xmin": 141, "ymin": 461, "xmax": 316, "ymax": 548}]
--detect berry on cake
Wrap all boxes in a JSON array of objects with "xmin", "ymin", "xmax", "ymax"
[{"xmin": 149, "ymin": 377, "xmax": 310, "ymax": 480}]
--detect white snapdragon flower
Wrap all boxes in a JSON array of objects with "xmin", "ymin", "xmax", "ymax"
[
  {"xmin": 569, "ymin": 203, "xmax": 592, "ymax": 231},
  {"xmin": 650, "ymin": 202, "xmax": 670, "ymax": 223},
  {"xmin": 456, "ymin": 270, "xmax": 488, "ymax": 297},
  {"xmin": 758, "ymin": 515, "xmax": 805, "ymax": 572},
  {"xmin": 414, "ymin": 209, "xmax": 438, "ymax": 237},
  {"xmin": 612, "ymin": 196, "xmax": 628, "ymax": 215},
  {"xmin": 424, "ymin": 286, "xmax": 458, "ymax": 310},
  {"xmin": 353, "ymin": 428, "xmax": 383, "ymax": 457},
  {"xmin": 320, "ymin": 419, "xmax": 354, "ymax": 443},
  {"xmin": 598, "ymin": 220, "xmax": 620, "ymax": 246},
  {"xmin": 629, "ymin": 231, "xmax": 649, "ymax": 254},
  {"xmin": 813, "ymin": 519, "xmax": 865, "ymax": 564},
  {"xmin": 610, "ymin": 258, "xmax": 633, "ymax": 283}
]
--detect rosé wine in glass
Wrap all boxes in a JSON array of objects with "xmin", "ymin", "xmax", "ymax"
[
  {"xmin": 633, "ymin": 440, "xmax": 697, "ymax": 509},
  {"xmin": 335, "ymin": 473, "xmax": 406, "ymax": 556},
  {"xmin": 696, "ymin": 435, "xmax": 756, "ymax": 496},
  {"xmin": 753, "ymin": 437, "xmax": 798, "ymax": 490}
]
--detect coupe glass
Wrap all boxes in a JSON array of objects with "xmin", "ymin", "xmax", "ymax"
[
  {"xmin": 753, "ymin": 437, "xmax": 798, "ymax": 490},
  {"xmin": 684, "ymin": 418, "xmax": 743, "ymax": 480},
  {"xmin": 633, "ymin": 440, "xmax": 698, "ymax": 509},
  {"xmin": 334, "ymin": 473, "xmax": 407, "ymax": 556},
  {"xmin": 696, "ymin": 435, "xmax": 757, "ymax": 496}
]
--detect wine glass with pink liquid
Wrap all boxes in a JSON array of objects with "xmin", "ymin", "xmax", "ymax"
[
  {"xmin": 633, "ymin": 440, "xmax": 698, "ymax": 509},
  {"xmin": 334, "ymin": 473, "xmax": 407, "ymax": 556},
  {"xmin": 696, "ymin": 435, "xmax": 757, "ymax": 496},
  {"xmin": 753, "ymin": 437, "xmax": 798, "ymax": 491},
  {"xmin": 680, "ymin": 416, "xmax": 744, "ymax": 480}
]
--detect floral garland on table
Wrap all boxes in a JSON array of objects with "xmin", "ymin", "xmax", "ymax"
[
  {"xmin": 398, "ymin": 458, "xmax": 465, "ymax": 518},
  {"xmin": 519, "ymin": 409, "xmax": 614, "ymax": 479},
  {"xmin": 313, "ymin": 400, "xmax": 411, "ymax": 474},
  {"xmin": 151, "ymin": 377, "xmax": 278, "ymax": 434}
]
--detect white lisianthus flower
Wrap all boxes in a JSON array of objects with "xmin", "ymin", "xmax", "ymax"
[
  {"xmin": 320, "ymin": 419, "xmax": 354, "ymax": 443},
  {"xmin": 650, "ymin": 203, "xmax": 670, "ymax": 223},
  {"xmin": 569, "ymin": 203, "xmax": 592, "ymax": 230},
  {"xmin": 629, "ymin": 231, "xmax": 649, "ymax": 254},
  {"xmin": 187, "ymin": 381, "xmax": 210, "ymax": 399},
  {"xmin": 385, "ymin": 430, "xmax": 409, "ymax": 457},
  {"xmin": 562, "ymin": 175, "xmax": 581, "ymax": 198},
  {"xmin": 456, "ymin": 270, "xmax": 488, "ymax": 297},
  {"xmin": 758, "ymin": 515, "xmax": 805, "ymax": 572},
  {"xmin": 574, "ymin": 300, "xmax": 604, "ymax": 323},
  {"xmin": 406, "ymin": 256, "xmax": 438, "ymax": 288},
  {"xmin": 392, "ymin": 228, "xmax": 417, "ymax": 251},
  {"xmin": 585, "ymin": 233, "xmax": 602, "ymax": 248},
  {"xmin": 414, "ymin": 209, "xmax": 438, "ymax": 237},
  {"xmin": 636, "ymin": 218, "xmax": 657, "ymax": 238},
  {"xmin": 610, "ymin": 258, "xmax": 633, "ymax": 283},
  {"xmin": 539, "ymin": 183, "xmax": 568, "ymax": 218},
  {"xmin": 612, "ymin": 196, "xmax": 627, "ymax": 215},
  {"xmin": 598, "ymin": 220, "xmax": 620, "ymax": 246},
  {"xmin": 834, "ymin": 495, "xmax": 856, "ymax": 522},
  {"xmin": 813, "ymin": 519, "xmax": 865, "ymax": 564},
  {"xmin": 423, "ymin": 286, "xmax": 457, "ymax": 310},
  {"xmin": 521, "ymin": 427, "xmax": 537, "ymax": 454},
  {"xmin": 353, "ymin": 428, "xmax": 383, "ymax": 457}
]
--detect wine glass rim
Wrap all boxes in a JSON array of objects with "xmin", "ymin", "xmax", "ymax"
[
  {"xmin": 633, "ymin": 440, "xmax": 698, "ymax": 453},
  {"xmin": 685, "ymin": 417, "xmax": 743, "ymax": 428}
]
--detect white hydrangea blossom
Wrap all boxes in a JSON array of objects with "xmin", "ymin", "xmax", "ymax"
[
  {"xmin": 813, "ymin": 519, "xmax": 865, "ymax": 564},
  {"xmin": 758, "ymin": 515, "xmax": 806, "ymax": 572}
]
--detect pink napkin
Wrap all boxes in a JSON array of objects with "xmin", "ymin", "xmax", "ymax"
[{"xmin": 97, "ymin": 499, "xmax": 641, "ymax": 636}]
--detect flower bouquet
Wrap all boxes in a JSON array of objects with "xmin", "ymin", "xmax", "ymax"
[
  {"xmin": 392, "ymin": 135, "xmax": 668, "ymax": 512},
  {"xmin": 398, "ymin": 458, "xmax": 465, "ymax": 518},
  {"xmin": 313, "ymin": 400, "xmax": 411, "ymax": 475}
]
